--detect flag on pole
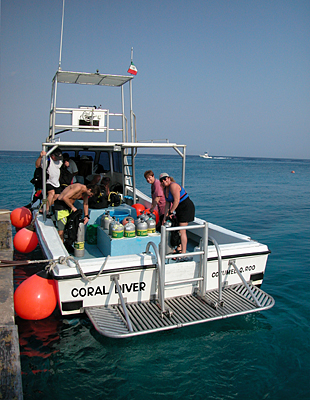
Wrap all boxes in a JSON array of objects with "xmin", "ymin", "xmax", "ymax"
[{"xmin": 128, "ymin": 61, "xmax": 138, "ymax": 75}]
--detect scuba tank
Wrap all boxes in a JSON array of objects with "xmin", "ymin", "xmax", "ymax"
[
  {"xmin": 147, "ymin": 216, "xmax": 156, "ymax": 234},
  {"xmin": 141, "ymin": 211, "xmax": 149, "ymax": 222},
  {"xmin": 109, "ymin": 217, "xmax": 116, "ymax": 235},
  {"xmin": 111, "ymin": 219, "xmax": 124, "ymax": 239},
  {"xmin": 136, "ymin": 218, "xmax": 148, "ymax": 237},
  {"xmin": 74, "ymin": 220, "xmax": 85, "ymax": 257},
  {"xmin": 102, "ymin": 211, "xmax": 113, "ymax": 230},
  {"xmin": 164, "ymin": 219, "xmax": 174, "ymax": 254},
  {"xmin": 124, "ymin": 221, "xmax": 136, "ymax": 238},
  {"xmin": 149, "ymin": 212, "xmax": 156, "ymax": 221}
]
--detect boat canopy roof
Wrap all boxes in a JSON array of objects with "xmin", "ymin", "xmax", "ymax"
[
  {"xmin": 54, "ymin": 70, "xmax": 133, "ymax": 87},
  {"xmin": 43, "ymin": 141, "xmax": 185, "ymax": 151}
]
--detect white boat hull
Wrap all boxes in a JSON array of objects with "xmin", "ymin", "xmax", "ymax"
[{"xmin": 35, "ymin": 212, "xmax": 270, "ymax": 316}]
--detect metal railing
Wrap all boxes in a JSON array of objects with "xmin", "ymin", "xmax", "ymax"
[
  {"xmin": 147, "ymin": 222, "xmax": 262, "ymax": 314},
  {"xmin": 228, "ymin": 260, "xmax": 262, "ymax": 307},
  {"xmin": 111, "ymin": 274, "xmax": 133, "ymax": 332},
  {"xmin": 49, "ymin": 107, "xmax": 127, "ymax": 141},
  {"xmin": 158, "ymin": 222, "xmax": 208, "ymax": 314}
]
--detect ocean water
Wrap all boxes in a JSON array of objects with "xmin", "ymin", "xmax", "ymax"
[{"xmin": 0, "ymin": 150, "xmax": 309, "ymax": 400}]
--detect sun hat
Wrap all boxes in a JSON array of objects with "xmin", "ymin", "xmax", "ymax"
[{"xmin": 159, "ymin": 172, "xmax": 169, "ymax": 180}]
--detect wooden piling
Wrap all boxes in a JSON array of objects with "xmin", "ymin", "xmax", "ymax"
[{"xmin": 0, "ymin": 210, "xmax": 23, "ymax": 400}]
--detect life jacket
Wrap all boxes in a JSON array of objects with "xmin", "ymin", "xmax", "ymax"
[
  {"xmin": 88, "ymin": 192, "xmax": 108, "ymax": 209},
  {"xmin": 30, "ymin": 160, "xmax": 50, "ymax": 190},
  {"xmin": 108, "ymin": 192, "xmax": 121, "ymax": 207}
]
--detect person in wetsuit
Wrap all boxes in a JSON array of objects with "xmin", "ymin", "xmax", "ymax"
[{"xmin": 160, "ymin": 172, "xmax": 195, "ymax": 260}]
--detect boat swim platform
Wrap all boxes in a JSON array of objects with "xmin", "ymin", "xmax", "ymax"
[{"xmin": 85, "ymin": 283, "xmax": 275, "ymax": 338}]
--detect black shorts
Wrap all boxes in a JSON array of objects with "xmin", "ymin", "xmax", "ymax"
[
  {"xmin": 176, "ymin": 197, "xmax": 195, "ymax": 223},
  {"xmin": 46, "ymin": 183, "xmax": 62, "ymax": 194},
  {"xmin": 53, "ymin": 199, "xmax": 71, "ymax": 211}
]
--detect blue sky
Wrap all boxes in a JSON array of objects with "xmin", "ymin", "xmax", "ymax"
[{"xmin": 1, "ymin": 0, "xmax": 309, "ymax": 159}]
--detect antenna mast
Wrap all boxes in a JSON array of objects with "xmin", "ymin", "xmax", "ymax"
[{"xmin": 58, "ymin": 0, "xmax": 65, "ymax": 70}]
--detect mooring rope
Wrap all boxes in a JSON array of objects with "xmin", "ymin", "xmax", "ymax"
[
  {"xmin": 31, "ymin": 199, "xmax": 49, "ymax": 226},
  {"xmin": 45, "ymin": 255, "xmax": 110, "ymax": 283}
]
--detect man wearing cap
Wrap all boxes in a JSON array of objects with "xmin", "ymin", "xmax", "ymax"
[
  {"xmin": 35, "ymin": 148, "xmax": 63, "ymax": 214},
  {"xmin": 144, "ymin": 170, "xmax": 166, "ymax": 228}
]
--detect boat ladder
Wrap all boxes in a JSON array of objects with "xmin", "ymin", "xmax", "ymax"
[{"xmin": 85, "ymin": 223, "xmax": 275, "ymax": 338}]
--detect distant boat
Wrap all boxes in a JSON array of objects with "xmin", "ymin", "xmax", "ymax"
[{"xmin": 199, "ymin": 152, "xmax": 212, "ymax": 159}]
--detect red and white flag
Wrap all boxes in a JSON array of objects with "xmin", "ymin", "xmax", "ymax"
[{"xmin": 128, "ymin": 62, "xmax": 138, "ymax": 75}]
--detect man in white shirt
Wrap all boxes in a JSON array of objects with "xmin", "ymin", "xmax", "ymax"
[{"xmin": 35, "ymin": 148, "xmax": 63, "ymax": 214}]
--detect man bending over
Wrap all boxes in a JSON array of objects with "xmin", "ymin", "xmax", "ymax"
[{"xmin": 54, "ymin": 183, "xmax": 99, "ymax": 241}]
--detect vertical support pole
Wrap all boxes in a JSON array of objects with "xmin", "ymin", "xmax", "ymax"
[
  {"xmin": 106, "ymin": 111, "xmax": 109, "ymax": 142},
  {"xmin": 121, "ymin": 148, "xmax": 125, "ymax": 196},
  {"xmin": 121, "ymin": 85, "xmax": 125, "ymax": 142},
  {"xmin": 49, "ymin": 79, "xmax": 55, "ymax": 141},
  {"xmin": 182, "ymin": 146, "xmax": 186, "ymax": 188},
  {"xmin": 129, "ymin": 80, "xmax": 133, "ymax": 142},
  {"xmin": 199, "ymin": 222, "xmax": 208, "ymax": 296},
  {"xmin": 209, "ymin": 236, "xmax": 223, "ymax": 304},
  {"xmin": 42, "ymin": 145, "xmax": 47, "ymax": 220},
  {"xmin": 58, "ymin": 0, "xmax": 65, "ymax": 71},
  {"xmin": 159, "ymin": 225, "xmax": 167, "ymax": 313},
  {"xmin": 50, "ymin": 74, "xmax": 58, "ymax": 142},
  {"xmin": 132, "ymin": 147, "xmax": 136, "ymax": 205}
]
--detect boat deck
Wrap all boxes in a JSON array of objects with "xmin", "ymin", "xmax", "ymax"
[{"xmin": 85, "ymin": 283, "xmax": 275, "ymax": 338}]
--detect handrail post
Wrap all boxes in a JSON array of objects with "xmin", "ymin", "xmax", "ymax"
[
  {"xmin": 111, "ymin": 275, "xmax": 133, "ymax": 332},
  {"xmin": 145, "ymin": 241, "xmax": 165, "ymax": 312},
  {"xmin": 199, "ymin": 222, "xmax": 208, "ymax": 296},
  {"xmin": 209, "ymin": 236, "xmax": 223, "ymax": 305},
  {"xmin": 159, "ymin": 225, "xmax": 167, "ymax": 313},
  {"xmin": 228, "ymin": 260, "xmax": 262, "ymax": 307}
]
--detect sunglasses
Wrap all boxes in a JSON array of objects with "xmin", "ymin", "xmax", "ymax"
[{"xmin": 160, "ymin": 177, "xmax": 168, "ymax": 183}]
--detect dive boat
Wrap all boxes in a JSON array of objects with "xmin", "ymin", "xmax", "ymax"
[
  {"xmin": 31, "ymin": 68, "xmax": 274, "ymax": 338},
  {"xmin": 199, "ymin": 152, "xmax": 212, "ymax": 159}
]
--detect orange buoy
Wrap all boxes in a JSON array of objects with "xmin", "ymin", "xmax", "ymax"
[
  {"xmin": 291, "ymin": 170, "xmax": 295, "ymax": 174},
  {"xmin": 10, "ymin": 207, "xmax": 32, "ymax": 228},
  {"xmin": 13, "ymin": 226, "xmax": 38, "ymax": 253},
  {"xmin": 131, "ymin": 203, "xmax": 145, "ymax": 216},
  {"xmin": 14, "ymin": 270, "xmax": 57, "ymax": 320}
]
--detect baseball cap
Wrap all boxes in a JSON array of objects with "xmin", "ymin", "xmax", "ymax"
[
  {"xmin": 51, "ymin": 148, "xmax": 63, "ymax": 160},
  {"xmin": 159, "ymin": 172, "xmax": 169, "ymax": 180}
]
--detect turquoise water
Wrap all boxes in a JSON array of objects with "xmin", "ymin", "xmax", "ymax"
[{"xmin": 1, "ymin": 151, "xmax": 309, "ymax": 399}]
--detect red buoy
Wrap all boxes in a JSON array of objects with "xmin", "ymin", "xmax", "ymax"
[
  {"xmin": 14, "ymin": 270, "xmax": 58, "ymax": 320},
  {"xmin": 131, "ymin": 203, "xmax": 145, "ymax": 216},
  {"xmin": 13, "ymin": 226, "xmax": 38, "ymax": 253},
  {"xmin": 10, "ymin": 207, "xmax": 32, "ymax": 229}
]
